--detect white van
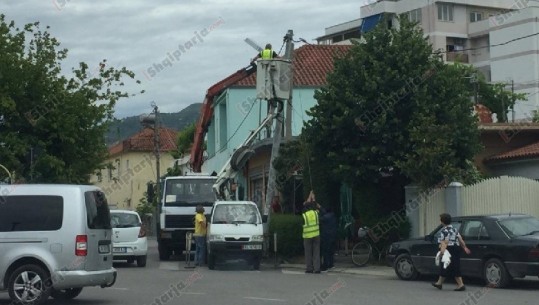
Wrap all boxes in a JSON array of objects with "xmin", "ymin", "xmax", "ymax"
[
  {"xmin": 206, "ymin": 201, "xmax": 264, "ymax": 270},
  {"xmin": 0, "ymin": 184, "xmax": 117, "ymax": 305}
]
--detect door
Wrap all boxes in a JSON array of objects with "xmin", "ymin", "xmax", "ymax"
[
  {"xmin": 84, "ymin": 191, "xmax": 113, "ymax": 271},
  {"xmin": 459, "ymin": 219, "xmax": 491, "ymax": 277}
]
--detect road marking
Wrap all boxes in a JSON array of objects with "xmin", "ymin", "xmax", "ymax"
[
  {"xmin": 244, "ymin": 296, "xmax": 286, "ymax": 302},
  {"xmin": 182, "ymin": 292, "xmax": 206, "ymax": 295},
  {"xmin": 281, "ymin": 269, "xmax": 306, "ymax": 275}
]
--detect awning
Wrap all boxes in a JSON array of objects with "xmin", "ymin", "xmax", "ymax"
[{"xmin": 360, "ymin": 13, "xmax": 383, "ymax": 33}]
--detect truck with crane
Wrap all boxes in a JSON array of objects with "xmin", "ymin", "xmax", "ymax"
[{"xmin": 157, "ymin": 35, "xmax": 293, "ymax": 261}]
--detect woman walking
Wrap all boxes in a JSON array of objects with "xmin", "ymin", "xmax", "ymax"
[{"xmin": 432, "ymin": 213, "xmax": 471, "ymax": 291}]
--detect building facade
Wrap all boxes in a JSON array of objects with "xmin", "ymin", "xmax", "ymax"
[
  {"xmin": 91, "ymin": 127, "xmax": 178, "ymax": 210},
  {"xmin": 318, "ymin": 0, "xmax": 539, "ymax": 120}
]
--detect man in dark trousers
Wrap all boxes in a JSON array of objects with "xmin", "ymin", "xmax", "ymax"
[
  {"xmin": 320, "ymin": 206, "xmax": 337, "ymax": 271},
  {"xmin": 302, "ymin": 191, "xmax": 320, "ymax": 273}
]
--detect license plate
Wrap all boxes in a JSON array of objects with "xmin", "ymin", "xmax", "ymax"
[
  {"xmin": 112, "ymin": 247, "xmax": 126, "ymax": 253},
  {"xmin": 242, "ymin": 244, "xmax": 262, "ymax": 250},
  {"xmin": 99, "ymin": 244, "xmax": 110, "ymax": 253}
]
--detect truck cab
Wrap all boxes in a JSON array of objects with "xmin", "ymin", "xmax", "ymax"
[{"xmin": 157, "ymin": 175, "xmax": 216, "ymax": 260}]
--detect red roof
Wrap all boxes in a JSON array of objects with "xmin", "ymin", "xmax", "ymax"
[
  {"xmin": 485, "ymin": 141, "xmax": 539, "ymax": 163},
  {"xmin": 109, "ymin": 127, "xmax": 178, "ymax": 156},
  {"xmin": 234, "ymin": 44, "xmax": 352, "ymax": 87}
]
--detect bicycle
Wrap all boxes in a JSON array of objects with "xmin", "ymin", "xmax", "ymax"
[{"xmin": 351, "ymin": 226, "xmax": 390, "ymax": 267}]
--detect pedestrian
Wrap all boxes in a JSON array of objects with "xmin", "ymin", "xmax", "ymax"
[
  {"xmin": 320, "ymin": 206, "xmax": 337, "ymax": 271},
  {"xmin": 302, "ymin": 190, "xmax": 321, "ymax": 273},
  {"xmin": 251, "ymin": 43, "xmax": 279, "ymax": 62},
  {"xmin": 431, "ymin": 213, "xmax": 471, "ymax": 291},
  {"xmin": 271, "ymin": 196, "xmax": 282, "ymax": 213},
  {"xmin": 193, "ymin": 205, "xmax": 207, "ymax": 266}
]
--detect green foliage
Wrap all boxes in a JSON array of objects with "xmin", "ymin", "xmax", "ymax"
[
  {"xmin": 136, "ymin": 191, "xmax": 156, "ymax": 217},
  {"xmin": 268, "ymin": 213, "xmax": 304, "ymax": 257},
  {"xmin": 0, "ymin": 15, "xmax": 142, "ymax": 183},
  {"xmin": 303, "ymin": 17, "xmax": 483, "ymax": 189},
  {"xmin": 173, "ymin": 123, "xmax": 196, "ymax": 159}
]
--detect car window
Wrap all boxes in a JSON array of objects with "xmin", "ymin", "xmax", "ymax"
[
  {"xmin": 0, "ymin": 195, "xmax": 63, "ymax": 232},
  {"xmin": 498, "ymin": 216, "xmax": 539, "ymax": 237},
  {"xmin": 85, "ymin": 191, "xmax": 112, "ymax": 229},
  {"xmin": 431, "ymin": 221, "xmax": 461, "ymax": 239},
  {"xmin": 461, "ymin": 220, "xmax": 489, "ymax": 240},
  {"xmin": 111, "ymin": 213, "xmax": 140, "ymax": 228}
]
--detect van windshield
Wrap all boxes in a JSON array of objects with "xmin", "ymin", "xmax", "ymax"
[
  {"xmin": 164, "ymin": 178, "xmax": 216, "ymax": 207},
  {"xmin": 212, "ymin": 204, "xmax": 260, "ymax": 224},
  {"xmin": 85, "ymin": 191, "xmax": 112, "ymax": 229}
]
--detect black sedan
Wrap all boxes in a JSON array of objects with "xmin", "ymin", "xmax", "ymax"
[{"xmin": 387, "ymin": 214, "xmax": 539, "ymax": 287}]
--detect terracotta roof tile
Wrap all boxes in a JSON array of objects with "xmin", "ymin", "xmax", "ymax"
[
  {"xmin": 234, "ymin": 44, "xmax": 352, "ymax": 87},
  {"xmin": 485, "ymin": 141, "xmax": 539, "ymax": 163},
  {"xmin": 108, "ymin": 127, "xmax": 178, "ymax": 156}
]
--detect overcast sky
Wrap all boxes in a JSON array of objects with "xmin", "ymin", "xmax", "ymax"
[{"xmin": 2, "ymin": 0, "xmax": 367, "ymax": 119}]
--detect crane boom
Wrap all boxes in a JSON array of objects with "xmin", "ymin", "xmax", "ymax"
[{"xmin": 190, "ymin": 63, "xmax": 257, "ymax": 172}]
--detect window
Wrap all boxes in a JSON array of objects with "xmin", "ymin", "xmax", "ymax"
[
  {"xmin": 470, "ymin": 12, "xmax": 483, "ymax": 23},
  {"xmin": 408, "ymin": 8, "xmax": 422, "ymax": 23},
  {"xmin": 85, "ymin": 191, "xmax": 112, "ymax": 229},
  {"xmin": 0, "ymin": 196, "xmax": 63, "ymax": 232},
  {"xmin": 462, "ymin": 220, "xmax": 489, "ymax": 240},
  {"xmin": 438, "ymin": 3, "xmax": 454, "ymax": 21}
]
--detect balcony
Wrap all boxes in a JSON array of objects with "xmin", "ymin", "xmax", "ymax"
[{"xmin": 446, "ymin": 51, "xmax": 469, "ymax": 63}]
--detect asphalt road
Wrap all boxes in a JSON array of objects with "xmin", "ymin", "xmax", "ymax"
[{"xmin": 1, "ymin": 240, "xmax": 538, "ymax": 305}]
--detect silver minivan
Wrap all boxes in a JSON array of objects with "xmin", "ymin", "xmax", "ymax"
[{"xmin": 0, "ymin": 184, "xmax": 117, "ymax": 304}]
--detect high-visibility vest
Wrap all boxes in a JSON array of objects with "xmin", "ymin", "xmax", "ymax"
[
  {"xmin": 302, "ymin": 210, "xmax": 320, "ymax": 238},
  {"xmin": 261, "ymin": 49, "xmax": 273, "ymax": 59}
]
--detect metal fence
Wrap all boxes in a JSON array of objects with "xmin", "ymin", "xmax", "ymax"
[{"xmin": 415, "ymin": 176, "xmax": 539, "ymax": 236}]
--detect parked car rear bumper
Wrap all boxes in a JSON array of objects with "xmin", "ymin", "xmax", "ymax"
[
  {"xmin": 505, "ymin": 261, "xmax": 539, "ymax": 278},
  {"xmin": 112, "ymin": 237, "xmax": 148, "ymax": 258},
  {"xmin": 53, "ymin": 268, "xmax": 117, "ymax": 289}
]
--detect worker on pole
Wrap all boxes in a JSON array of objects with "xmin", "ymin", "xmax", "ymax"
[{"xmin": 252, "ymin": 43, "xmax": 279, "ymax": 62}]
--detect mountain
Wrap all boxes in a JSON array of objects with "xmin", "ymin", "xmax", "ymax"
[{"xmin": 105, "ymin": 103, "xmax": 201, "ymax": 146}]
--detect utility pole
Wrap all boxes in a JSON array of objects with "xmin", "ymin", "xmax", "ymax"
[
  {"xmin": 140, "ymin": 102, "xmax": 160, "ymax": 227},
  {"xmin": 284, "ymin": 31, "xmax": 294, "ymax": 139},
  {"xmin": 511, "ymin": 79, "xmax": 515, "ymax": 122},
  {"xmin": 264, "ymin": 30, "xmax": 294, "ymax": 221}
]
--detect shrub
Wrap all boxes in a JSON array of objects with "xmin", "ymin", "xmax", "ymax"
[{"xmin": 269, "ymin": 213, "xmax": 304, "ymax": 258}]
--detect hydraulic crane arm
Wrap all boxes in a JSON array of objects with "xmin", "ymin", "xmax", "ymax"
[
  {"xmin": 213, "ymin": 100, "xmax": 284, "ymax": 200},
  {"xmin": 190, "ymin": 63, "xmax": 257, "ymax": 172}
]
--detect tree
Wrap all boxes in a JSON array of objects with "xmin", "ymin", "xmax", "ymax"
[
  {"xmin": 0, "ymin": 15, "xmax": 142, "ymax": 183},
  {"xmin": 303, "ymin": 17, "xmax": 493, "ymax": 189},
  {"xmin": 172, "ymin": 123, "xmax": 196, "ymax": 159}
]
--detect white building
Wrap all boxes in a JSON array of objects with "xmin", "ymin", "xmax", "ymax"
[{"xmin": 318, "ymin": 0, "xmax": 539, "ymax": 120}]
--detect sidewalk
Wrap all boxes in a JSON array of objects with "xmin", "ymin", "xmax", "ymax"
[{"xmin": 264, "ymin": 252, "xmax": 395, "ymax": 277}]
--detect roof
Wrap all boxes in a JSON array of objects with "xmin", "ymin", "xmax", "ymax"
[
  {"xmin": 485, "ymin": 141, "xmax": 539, "ymax": 163},
  {"xmin": 109, "ymin": 127, "xmax": 178, "ymax": 156},
  {"xmin": 233, "ymin": 44, "xmax": 352, "ymax": 87}
]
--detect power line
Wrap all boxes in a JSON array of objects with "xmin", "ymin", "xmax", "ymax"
[
  {"xmin": 205, "ymin": 98, "xmax": 258, "ymax": 160},
  {"xmin": 435, "ymin": 32, "xmax": 539, "ymax": 54}
]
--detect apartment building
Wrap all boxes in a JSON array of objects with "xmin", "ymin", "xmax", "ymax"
[{"xmin": 318, "ymin": 0, "xmax": 539, "ymax": 120}]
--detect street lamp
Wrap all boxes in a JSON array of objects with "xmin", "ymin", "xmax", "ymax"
[{"xmin": 140, "ymin": 103, "xmax": 161, "ymax": 207}]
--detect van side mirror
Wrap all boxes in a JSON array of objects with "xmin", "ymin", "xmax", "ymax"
[{"xmin": 262, "ymin": 215, "xmax": 268, "ymax": 223}]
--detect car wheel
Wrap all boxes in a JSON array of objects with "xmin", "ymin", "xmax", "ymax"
[
  {"xmin": 137, "ymin": 255, "xmax": 147, "ymax": 267},
  {"xmin": 8, "ymin": 264, "xmax": 51, "ymax": 305},
  {"xmin": 158, "ymin": 243, "xmax": 171, "ymax": 261},
  {"xmin": 484, "ymin": 258, "xmax": 511, "ymax": 288},
  {"xmin": 208, "ymin": 253, "xmax": 215, "ymax": 270},
  {"xmin": 253, "ymin": 257, "xmax": 261, "ymax": 270},
  {"xmin": 51, "ymin": 288, "xmax": 83, "ymax": 300},
  {"xmin": 394, "ymin": 253, "xmax": 419, "ymax": 281}
]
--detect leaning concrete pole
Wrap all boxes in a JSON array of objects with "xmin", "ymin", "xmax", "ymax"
[{"xmin": 264, "ymin": 30, "xmax": 294, "ymax": 222}]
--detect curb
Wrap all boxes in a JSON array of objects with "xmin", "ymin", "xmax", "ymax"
[{"xmin": 268, "ymin": 263, "xmax": 395, "ymax": 277}]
